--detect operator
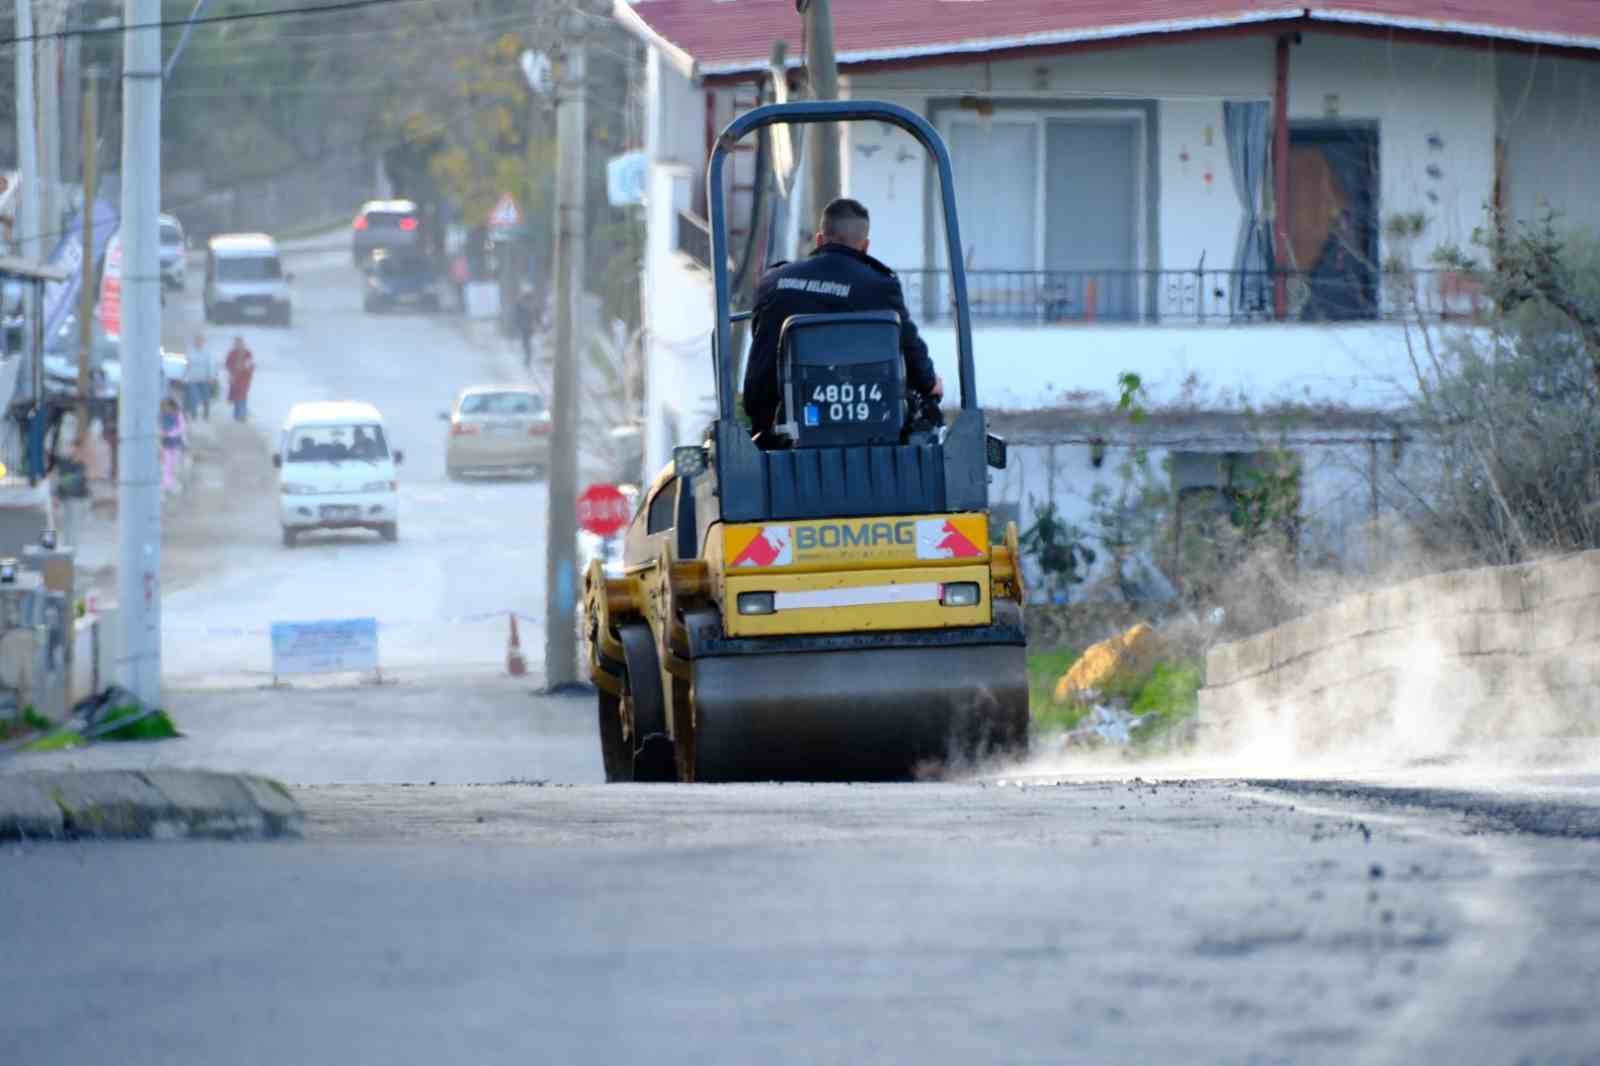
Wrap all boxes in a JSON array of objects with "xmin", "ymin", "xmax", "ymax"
[{"xmin": 743, "ymin": 197, "xmax": 943, "ymax": 440}]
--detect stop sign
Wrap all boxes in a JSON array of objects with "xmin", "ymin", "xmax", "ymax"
[{"xmin": 577, "ymin": 483, "xmax": 630, "ymax": 537}]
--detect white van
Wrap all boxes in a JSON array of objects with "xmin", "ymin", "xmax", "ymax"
[
  {"xmin": 204, "ymin": 233, "xmax": 292, "ymax": 326},
  {"xmin": 273, "ymin": 401, "xmax": 403, "ymax": 547}
]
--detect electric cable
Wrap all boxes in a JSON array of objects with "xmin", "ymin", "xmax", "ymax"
[{"xmin": 0, "ymin": 0, "xmax": 438, "ymax": 47}]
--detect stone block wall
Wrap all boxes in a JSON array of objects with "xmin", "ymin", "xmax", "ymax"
[{"xmin": 1199, "ymin": 551, "xmax": 1600, "ymax": 756}]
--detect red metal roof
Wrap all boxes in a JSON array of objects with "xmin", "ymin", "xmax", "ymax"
[{"xmin": 614, "ymin": 1, "xmax": 1600, "ymax": 77}]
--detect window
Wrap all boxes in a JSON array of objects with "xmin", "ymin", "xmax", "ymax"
[
  {"xmin": 363, "ymin": 211, "xmax": 416, "ymax": 230},
  {"xmin": 160, "ymin": 223, "xmax": 183, "ymax": 245},
  {"xmin": 286, "ymin": 423, "xmax": 389, "ymax": 463},
  {"xmin": 646, "ymin": 478, "xmax": 678, "ymax": 534},
  {"xmin": 216, "ymin": 256, "xmax": 282, "ymax": 282},
  {"xmin": 936, "ymin": 110, "xmax": 1148, "ymax": 322},
  {"xmin": 459, "ymin": 391, "xmax": 546, "ymax": 416}
]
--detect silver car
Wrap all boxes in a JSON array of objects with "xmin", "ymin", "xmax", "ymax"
[
  {"xmin": 159, "ymin": 213, "xmax": 187, "ymax": 290},
  {"xmin": 443, "ymin": 386, "xmax": 551, "ymax": 479}
]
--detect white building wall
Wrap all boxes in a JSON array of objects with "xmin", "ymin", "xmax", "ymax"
[
  {"xmin": 1286, "ymin": 35, "xmax": 1497, "ymax": 266},
  {"xmin": 1499, "ymin": 53, "xmax": 1600, "ymax": 236},
  {"xmin": 917, "ymin": 321, "xmax": 1442, "ymax": 413},
  {"xmin": 992, "ymin": 432, "xmax": 1409, "ymax": 601},
  {"xmin": 642, "ymin": 163, "xmax": 716, "ymax": 479},
  {"xmin": 843, "ymin": 33, "xmax": 1498, "ymax": 278},
  {"xmin": 647, "ymin": 49, "xmax": 705, "ymax": 168}
]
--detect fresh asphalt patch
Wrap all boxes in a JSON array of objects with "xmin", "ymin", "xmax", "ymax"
[{"xmin": 1247, "ymin": 777, "xmax": 1600, "ymax": 839}]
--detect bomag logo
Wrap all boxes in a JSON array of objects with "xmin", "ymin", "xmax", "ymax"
[
  {"xmin": 726, "ymin": 515, "xmax": 986, "ymax": 570},
  {"xmin": 794, "ymin": 521, "xmax": 914, "ymax": 551}
]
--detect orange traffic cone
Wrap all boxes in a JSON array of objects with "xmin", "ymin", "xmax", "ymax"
[{"xmin": 506, "ymin": 613, "xmax": 528, "ymax": 677}]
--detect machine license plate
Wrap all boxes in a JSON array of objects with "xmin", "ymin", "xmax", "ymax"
[
  {"xmin": 242, "ymin": 303, "xmax": 268, "ymax": 317},
  {"xmin": 488, "ymin": 424, "xmax": 521, "ymax": 437},
  {"xmin": 796, "ymin": 362, "xmax": 899, "ymax": 439},
  {"xmin": 320, "ymin": 505, "xmax": 359, "ymax": 520}
]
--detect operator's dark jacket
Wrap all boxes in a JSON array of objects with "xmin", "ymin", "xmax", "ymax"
[{"xmin": 743, "ymin": 243, "xmax": 936, "ymax": 437}]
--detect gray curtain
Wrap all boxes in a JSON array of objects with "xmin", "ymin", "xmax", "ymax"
[{"xmin": 1223, "ymin": 100, "xmax": 1273, "ymax": 317}]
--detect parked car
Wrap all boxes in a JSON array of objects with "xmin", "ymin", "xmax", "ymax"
[
  {"xmin": 159, "ymin": 213, "xmax": 188, "ymax": 290},
  {"xmin": 203, "ymin": 233, "xmax": 292, "ymax": 326},
  {"xmin": 2, "ymin": 278, "xmax": 23, "ymax": 355},
  {"xmin": 363, "ymin": 250, "xmax": 443, "ymax": 313},
  {"xmin": 351, "ymin": 199, "xmax": 422, "ymax": 266},
  {"xmin": 273, "ymin": 401, "xmax": 403, "ymax": 547},
  {"xmin": 442, "ymin": 385, "xmax": 551, "ymax": 479}
]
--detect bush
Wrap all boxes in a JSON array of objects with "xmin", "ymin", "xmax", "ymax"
[{"xmin": 1398, "ymin": 216, "xmax": 1600, "ymax": 564}]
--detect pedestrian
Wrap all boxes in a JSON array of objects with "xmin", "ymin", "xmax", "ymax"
[
  {"xmin": 184, "ymin": 331, "xmax": 213, "ymax": 420},
  {"xmin": 450, "ymin": 253, "xmax": 470, "ymax": 313},
  {"xmin": 515, "ymin": 285, "xmax": 535, "ymax": 368},
  {"xmin": 159, "ymin": 397, "xmax": 186, "ymax": 494},
  {"xmin": 224, "ymin": 336, "xmax": 255, "ymax": 422},
  {"xmin": 99, "ymin": 397, "xmax": 119, "ymax": 481}
]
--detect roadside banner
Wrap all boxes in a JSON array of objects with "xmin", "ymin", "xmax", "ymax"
[
  {"xmin": 269, "ymin": 617, "xmax": 379, "ymax": 680},
  {"xmin": 41, "ymin": 198, "xmax": 118, "ymax": 350},
  {"xmin": 97, "ymin": 230, "xmax": 123, "ymax": 341}
]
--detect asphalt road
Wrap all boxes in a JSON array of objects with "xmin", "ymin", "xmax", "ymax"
[
  {"xmin": 4, "ymin": 776, "xmax": 1599, "ymax": 1065},
  {"xmin": 159, "ymin": 232, "xmax": 555, "ymax": 687},
  {"xmin": 6, "ymin": 234, "xmax": 1600, "ymax": 1064}
]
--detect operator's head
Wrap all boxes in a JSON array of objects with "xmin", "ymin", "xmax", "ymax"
[{"xmin": 817, "ymin": 197, "xmax": 870, "ymax": 253}]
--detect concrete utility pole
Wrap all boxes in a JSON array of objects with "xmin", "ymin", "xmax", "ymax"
[
  {"xmin": 75, "ymin": 65, "xmax": 98, "ymax": 445},
  {"xmin": 801, "ymin": 0, "xmax": 840, "ymax": 240},
  {"xmin": 117, "ymin": 0, "xmax": 163, "ymax": 704},
  {"xmin": 35, "ymin": 1, "xmax": 63, "ymax": 238},
  {"xmin": 543, "ymin": 12, "xmax": 586, "ymax": 688},
  {"xmin": 13, "ymin": 0, "xmax": 42, "ymax": 263}
]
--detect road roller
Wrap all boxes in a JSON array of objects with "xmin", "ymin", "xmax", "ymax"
[{"xmin": 582, "ymin": 100, "xmax": 1028, "ymax": 782}]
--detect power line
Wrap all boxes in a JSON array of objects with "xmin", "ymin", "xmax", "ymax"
[{"xmin": 0, "ymin": 0, "xmax": 435, "ymax": 47}]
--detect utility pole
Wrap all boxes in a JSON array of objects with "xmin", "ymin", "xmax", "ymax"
[
  {"xmin": 13, "ymin": 0, "xmax": 41, "ymax": 263},
  {"xmin": 543, "ymin": 10, "xmax": 586, "ymax": 688},
  {"xmin": 117, "ymin": 0, "xmax": 163, "ymax": 704},
  {"xmin": 75, "ymin": 65, "xmax": 98, "ymax": 445},
  {"xmin": 801, "ymin": 0, "xmax": 840, "ymax": 242},
  {"xmin": 35, "ymin": 1, "xmax": 63, "ymax": 239}
]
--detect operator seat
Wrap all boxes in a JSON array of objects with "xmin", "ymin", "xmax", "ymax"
[{"xmin": 768, "ymin": 310, "xmax": 906, "ymax": 449}]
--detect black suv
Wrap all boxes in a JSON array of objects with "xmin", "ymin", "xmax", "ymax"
[
  {"xmin": 351, "ymin": 199, "xmax": 422, "ymax": 266},
  {"xmin": 363, "ymin": 250, "xmax": 443, "ymax": 313}
]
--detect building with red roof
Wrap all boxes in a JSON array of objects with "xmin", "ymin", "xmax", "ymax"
[{"xmin": 617, "ymin": 1, "xmax": 1600, "ymax": 574}]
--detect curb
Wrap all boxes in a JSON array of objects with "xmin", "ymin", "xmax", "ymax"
[{"xmin": 0, "ymin": 769, "xmax": 302, "ymax": 841}]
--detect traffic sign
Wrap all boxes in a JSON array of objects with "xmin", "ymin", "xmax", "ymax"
[
  {"xmin": 577, "ymin": 483, "xmax": 630, "ymax": 537},
  {"xmin": 488, "ymin": 193, "xmax": 522, "ymax": 229},
  {"xmin": 606, "ymin": 151, "xmax": 647, "ymax": 207}
]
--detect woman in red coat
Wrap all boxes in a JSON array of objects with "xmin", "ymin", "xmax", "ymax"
[{"xmin": 224, "ymin": 337, "xmax": 255, "ymax": 422}]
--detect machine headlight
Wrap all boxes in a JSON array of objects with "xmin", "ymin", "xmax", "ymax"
[
  {"xmin": 281, "ymin": 483, "xmax": 318, "ymax": 495},
  {"xmin": 362, "ymin": 480, "xmax": 396, "ymax": 492},
  {"xmin": 736, "ymin": 591, "xmax": 776, "ymax": 616},
  {"xmin": 940, "ymin": 582, "xmax": 980, "ymax": 607}
]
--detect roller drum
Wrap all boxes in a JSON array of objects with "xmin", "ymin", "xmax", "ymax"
[{"xmin": 691, "ymin": 643, "xmax": 1028, "ymax": 782}]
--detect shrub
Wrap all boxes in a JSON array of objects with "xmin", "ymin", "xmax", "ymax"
[{"xmin": 1397, "ymin": 215, "xmax": 1600, "ymax": 564}]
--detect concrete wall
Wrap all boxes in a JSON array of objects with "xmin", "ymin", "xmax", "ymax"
[{"xmin": 1199, "ymin": 551, "xmax": 1600, "ymax": 756}]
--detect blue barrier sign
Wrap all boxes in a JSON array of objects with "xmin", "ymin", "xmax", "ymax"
[{"xmin": 270, "ymin": 618, "xmax": 379, "ymax": 678}]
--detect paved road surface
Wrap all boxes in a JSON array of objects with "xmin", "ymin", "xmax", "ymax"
[
  {"xmin": 160, "ymin": 233, "xmax": 556, "ymax": 687},
  {"xmin": 4, "ymin": 777, "xmax": 1599, "ymax": 1065},
  {"xmin": 7, "ymin": 234, "xmax": 1600, "ymax": 1064}
]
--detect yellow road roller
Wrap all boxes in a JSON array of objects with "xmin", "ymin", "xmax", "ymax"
[{"xmin": 583, "ymin": 100, "xmax": 1027, "ymax": 782}]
